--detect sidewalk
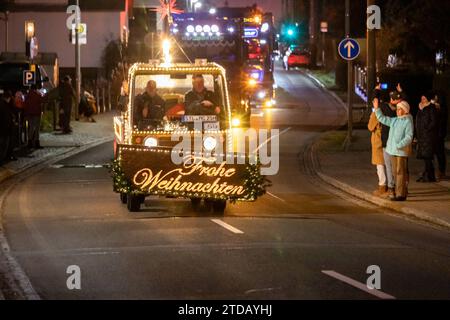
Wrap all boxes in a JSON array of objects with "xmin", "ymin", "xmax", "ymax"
[
  {"xmin": 313, "ymin": 129, "xmax": 450, "ymax": 229},
  {"xmin": 0, "ymin": 111, "xmax": 115, "ymax": 300},
  {"xmin": 0, "ymin": 112, "xmax": 115, "ymax": 184}
]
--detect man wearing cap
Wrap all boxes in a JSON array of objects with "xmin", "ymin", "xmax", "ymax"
[{"xmin": 374, "ymin": 98, "xmax": 414, "ymax": 201}]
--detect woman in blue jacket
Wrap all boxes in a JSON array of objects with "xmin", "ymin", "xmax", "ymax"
[{"xmin": 374, "ymin": 99, "xmax": 414, "ymax": 201}]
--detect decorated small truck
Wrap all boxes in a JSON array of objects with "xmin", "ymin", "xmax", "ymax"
[{"xmin": 112, "ymin": 61, "xmax": 268, "ymax": 213}]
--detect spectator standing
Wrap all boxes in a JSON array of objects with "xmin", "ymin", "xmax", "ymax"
[
  {"xmin": 433, "ymin": 94, "xmax": 448, "ymax": 180},
  {"xmin": 374, "ymin": 88, "xmax": 402, "ymax": 198},
  {"xmin": 374, "ymin": 99, "xmax": 414, "ymax": 201},
  {"xmin": 416, "ymin": 93, "xmax": 439, "ymax": 183},
  {"xmin": 0, "ymin": 91, "xmax": 17, "ymax": 162},
  {"xmin": 59, "ymin": 76, "xmax": 76, "ymax": 134},
  {"xmin": 24, "ymin": 86, "xmax": 45, "ymax": 149},
  {"xmin": 368, "ymin": 107, "xmax": 387, "ymax": 196}
]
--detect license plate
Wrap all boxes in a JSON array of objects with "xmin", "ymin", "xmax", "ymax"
[
  {"xmin": 204, "ymin": 122, "xmax": 220, "ymax": 131},
  {"xmin": 183, "ymin": 115, "xmax": 218, "ymax": 122}
]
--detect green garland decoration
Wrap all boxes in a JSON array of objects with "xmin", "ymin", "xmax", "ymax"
[{"xmin": 110, "ymin": 159, "xmax": 271, "ymax": 202}]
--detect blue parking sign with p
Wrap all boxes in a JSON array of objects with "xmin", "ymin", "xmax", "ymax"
[{"xmin": 23, "ymin": 70, "xmax": 36, "ymax": 86}]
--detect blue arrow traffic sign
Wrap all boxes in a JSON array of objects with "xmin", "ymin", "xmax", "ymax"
[{"xmin": 338, "ymin": 38, "xmax": 360, "ymax": 61}]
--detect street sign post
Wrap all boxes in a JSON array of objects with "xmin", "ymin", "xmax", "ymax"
[
  {"xmin": 338, "ymin": 38, "xmax": 360, "ymax": 61},
  {"xmin": 71, "ymin": 23, "xmax": 87, "ymax": 45}
]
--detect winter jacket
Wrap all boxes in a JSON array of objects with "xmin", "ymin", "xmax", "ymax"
[
  {"xmin": 379, "ymin": 102, "xmax": 397, "ymax": 148},
  {"xmin": 59, "ymin": 82, "xmax": 76, "ymax": 109},
  {"xmin": 416, "ymin": 104, "xmax": 438, "ymax": 159},
  {"xmin": 375, "ymin": 108, "xmax": 414, "ymax": 158},
  {"xmin": 24, "ymin": 90, "xmax": 44, "ymax": 116},
  {"xmin": 368, "ymin": 112, "xmax": 384, "ymax": 165}
]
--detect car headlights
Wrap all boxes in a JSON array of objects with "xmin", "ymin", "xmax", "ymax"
[
  {"xmin": 144, "ymin": 137, "xmax": 158, "ymax": 148},
  {"xmin": 203, "ymin": 136, "xmax": 217, "ymax": 151},
  {"xmin": 232, "ymin": 117, "xmax": 241, "ymax": 127},
  {"xmin": 257, "ymin": 91, "xmax": 267, "ymax": 99}
]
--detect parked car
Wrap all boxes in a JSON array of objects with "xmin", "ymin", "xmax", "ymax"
[{"xmin": 284, "ymin": 49, "xmax": 311, "ymax": 70}]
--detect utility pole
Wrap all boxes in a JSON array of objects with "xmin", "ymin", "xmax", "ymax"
[
  {"xmin": 344, "ymin": 0, "xmax": 353, "ymax": 148},
  {"xmin": 75, "ymin": 0, "xmax": 81, "ymax": 120},
  {"xmin": 309, "ymin": 0, "xmax": 318, "ymax": 67},
  {"xmin": 366, "ymin": 0, "xmax": 377, "ymax": 110}
]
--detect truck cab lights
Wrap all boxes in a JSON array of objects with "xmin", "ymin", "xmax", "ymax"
[{"xmin": 184, "ymin": 24, "xmax": 221, "ymax": 38}]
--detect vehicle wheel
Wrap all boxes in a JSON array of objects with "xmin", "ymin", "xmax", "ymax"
[
  {"xmin": 191, "ymin": 198, "xmax": 201, "ymax": 210},
  {"xmin": 127, "ymin": 194, "xmax": 142, "ymax": 212},
  {"xmin": 120, "ymin": 193, "xmax": 127, "ymax": 204},
  {"xmin": 212, "ymin": 200, "xmax": 227, "ymax": 214}
]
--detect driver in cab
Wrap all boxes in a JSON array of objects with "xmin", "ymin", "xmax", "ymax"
[
  {"xmin": 185, "ymin": 75, "xmax": 220, "ymax": 116},
  {"xmin": 135, "ymin": 80, "xmax": 166, "ymax": 127}
]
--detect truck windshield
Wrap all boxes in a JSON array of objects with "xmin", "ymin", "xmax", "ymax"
[{"xmin": 132, "ymin": 73, "xmax": 226, "ymax": 131}]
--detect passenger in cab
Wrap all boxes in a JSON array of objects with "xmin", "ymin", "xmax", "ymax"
[
  {"xmin": 135, "ymin": 80, "xmax": 166, "ymax": 125},
  {"xmin": 185, "ymin": 75, "xmax": 220, "ymax": 115}
]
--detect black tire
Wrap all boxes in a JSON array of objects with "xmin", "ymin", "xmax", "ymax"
[
  {"xmin": 120, "ymin": 193, "xmax": 127, "ymax": 204},
  {"xmin": 127, "ymin": 194, "xmax": 142, "ymax": 212},
  {"xmin": 212, "ymin": 200, "xmax": 227, "ymax": 214}
]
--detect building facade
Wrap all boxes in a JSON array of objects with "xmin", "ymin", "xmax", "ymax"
[{"xmin": 0, "ymin": 0, "xmax": 130, "ymax": 69}]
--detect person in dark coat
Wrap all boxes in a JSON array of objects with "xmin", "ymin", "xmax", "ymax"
[
  {"xmin": 433, "ymin": 93, "xmax": 448, "ymax": 180},
  {"xmin": 134, "ymin": 80, "xmax": 165, "ymax": 128},
  {"xmin": 24, "ymin": 85, "xmax": 45, "ymax": 149},
  {"xmin": 59, "ymin": 76, "xmax": 76, "ymax": 134},
  {"xmin": 185, "ymin": 74, "xmax": 220, "ymax": 116},
  {"xmin": 0, "ymin": 91, "xmax": 17, "ymax": 163},
  {"xmin": 416, "ymin": 92, "xmax": 439, "ymax": 182}
]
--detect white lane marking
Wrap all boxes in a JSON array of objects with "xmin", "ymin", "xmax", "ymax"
[
  {"xmin": 267, "ymin": 191, "xmax": 287, "ymax": 203},
  {"xmin": 211, "ymin": 219, "xmax": 244, "ymax": 234},
  {"xmin": 322, "ymin": 270, "xmax": 396, "ymax": 300},
  {"xmin": 252, "ymin": 127, "xmax": 291, "ymax": 154}
]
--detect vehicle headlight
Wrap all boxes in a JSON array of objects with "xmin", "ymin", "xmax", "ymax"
[
  {"xmin": 248, "ymin": 79, "xmax": 257, "ymax": 87},
  {"xmin": 257, "ymin": 91, "xmax": 267, "ymax": 99},
  {"xmin": 144, "ymin": 137, "xmax": 158, "ymax": 148},
  {"xmin": 264, "ymin": 100, "xmax": 274, "ymax": 108},
  {"xmin": 203, "ymin": 136, "xmax": 217, "ymax": 151},
  {"xmin": 232, "ymin": 117, "xmax": 241, "ymax": 127}
]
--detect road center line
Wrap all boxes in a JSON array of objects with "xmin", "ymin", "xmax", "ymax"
[
  {"xmin": 211, "ymin": 219, "xmax": 244, "ymax": 234},
  {"xmin": 322, "ymin": 270, "xmax": 396, "ymax": 300}
]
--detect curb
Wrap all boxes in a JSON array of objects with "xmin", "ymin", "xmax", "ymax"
[
  {"xmin": 302, "ymin": 70, "xmax": 348, "ymax": 112},
  {"xmin": 310, "ymin": 141, "xmax": 450, "ymax": 230},
  {"xmin": 301, "ymin": 70, "xmax": 450, "ymax": 230},
  {"xmin": 0, "ymin": 136, "xmax": 113, "ymax": 300}
]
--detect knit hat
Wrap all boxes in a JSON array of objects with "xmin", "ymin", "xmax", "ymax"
[{"xmin": 397, "ymin": 101, "xmax": 410, "ymax": 114}]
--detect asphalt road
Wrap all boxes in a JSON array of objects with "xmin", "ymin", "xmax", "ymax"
[{"xmin": 2, "ymin": 67, "xmax": 450, "ymax": 300}]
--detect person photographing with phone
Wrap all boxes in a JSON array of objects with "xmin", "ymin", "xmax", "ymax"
[{"xmin": 373, "ymin": 96, "xmax": 414, "ymax": 201}]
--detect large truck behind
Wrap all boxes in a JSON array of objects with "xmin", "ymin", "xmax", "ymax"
[{"xmin": 170, "ymin": 6, "xmax": 277, "ymax": 127}]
